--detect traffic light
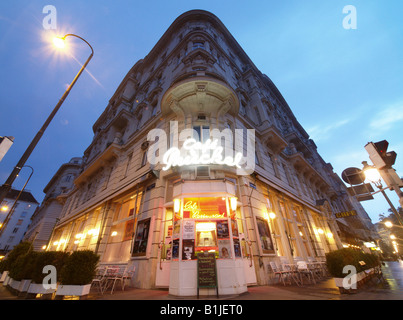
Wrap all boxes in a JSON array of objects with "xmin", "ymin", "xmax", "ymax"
[{"xmin": 365, "ymin": 140, "xmax": 397, "ymax": 169}]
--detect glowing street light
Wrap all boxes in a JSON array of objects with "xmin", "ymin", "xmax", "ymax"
[
  {"xmin": 52, "ymin": 36, "xmax": 66, "ymax": 49},
  {"xmin": 362, "ymin": 161, "xmax": 403, "ymax": 226},
  {"xmin": 0, "ymin": 34, "xmax": 94, "ymax": 206},
  {"xmin": 362, "ymin": 165, "xmax": 381, "ymax": 184}
]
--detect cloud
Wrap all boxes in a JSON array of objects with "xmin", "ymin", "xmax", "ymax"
[
  {"xmin": 306, "ymin": 118, "xmax": 352, "ymax": 142},
  {"xmin": 369, "ymin": 102, "xmax": 403, "ymax": 132}
]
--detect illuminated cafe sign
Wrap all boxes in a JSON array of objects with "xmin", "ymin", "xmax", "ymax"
[
  {"xmin": 183, "ymin": 200, "xmax": 227, "ymax": 219},
  {"xmin": 146, "ymin": 122, "xmax": 256, "ymax": 175},
  {"xmin": 335, "ymin": 210, "xmax": 357, "ymax": 219},
  {"xmin": 162, "ymin": 138, "xmax": 243, "ymax": 171}
]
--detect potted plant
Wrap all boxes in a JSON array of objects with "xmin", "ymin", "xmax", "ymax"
[
  {"xmin": 0, "ymin": 255, "xmax": 11, "ymax": 283},
  {"xmin": 7, "ymin": 251, "xmax": 38, "ymax": 297},
  {"xmin": 326, "ymin": 248, "xmax": 380, "ymax": 293},
  {"xmin": 56, "ymin": 250, "xmax": 99, "ymax": 300},
  {"xmin": 1, "ymin": 242, "xmax": 32, "ymax": 290},
  {"xmin": 26, "ymin": 251, "xmax": 70, "ymax": 299}
]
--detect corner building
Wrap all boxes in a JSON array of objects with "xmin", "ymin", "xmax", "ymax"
[{"xmin": 49, "ymin": 10, "xmax": 376, "ymax": 296}]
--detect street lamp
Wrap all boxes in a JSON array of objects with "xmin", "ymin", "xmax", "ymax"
[
  {"xmin": 362, "ymin": 161, "xmax": 403, "ymax": 226},
  {"xmin": 385, "ymin": 221, "xmax": 403, "ymax": 229},
  {"xmin": 0, "ymin": 165, "xmax": 34, "ymax": 239},
  {"xmin": 0, "ymin": 34, "xmax": 94, "ymax": 206}
]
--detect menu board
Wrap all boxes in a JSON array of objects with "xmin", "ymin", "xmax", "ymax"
[{"xmin": 197, "ymin": 252, "xmax": 218, "ymax": 298}]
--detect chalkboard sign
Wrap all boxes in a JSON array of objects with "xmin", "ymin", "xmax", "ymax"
[{"xmin": 197, "ymin": 252, "xmax": 218, "ymax": 298}]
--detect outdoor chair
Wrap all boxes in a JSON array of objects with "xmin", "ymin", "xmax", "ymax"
[
  {"xmin": 91, "ymin": 267, "xmax": 107, "ymax": 294},
  {"xmin": 296, "ymin": 261, "xmax": 316, "ymax": 285},
  {"xmin": 269, "ymin": 261, "xmax": 290, "ymax": 286}
]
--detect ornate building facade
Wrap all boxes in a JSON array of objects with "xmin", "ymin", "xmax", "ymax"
[
  {"xmin": 24, "ymin": 157, "xmax": 82, "ymax": 251},
  {"xmin": 46, "ymin": 10, "xmax": 377, "ymax": 296}
]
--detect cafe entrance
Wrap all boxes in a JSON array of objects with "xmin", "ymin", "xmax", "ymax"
[{"xmin": 156, "ymin": 180, "xmax": 253, "ymax": 296}]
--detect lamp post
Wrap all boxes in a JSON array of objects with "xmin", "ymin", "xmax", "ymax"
[
  {"xmin": 0, "ymin": 34, "xmax": 94, "ymax": 206},
  {"xmin": 362, "ymin": 161, "xmax": 403, "ymax": 226},
  {"xmin": 0, "ymin": 165, "xmax": 34, "ymax": 240}
]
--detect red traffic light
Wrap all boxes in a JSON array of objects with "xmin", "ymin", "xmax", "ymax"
[
  {"xmin": 373, "ymin": 140, "xmax": 397, "ymax": 168},
  {"xmin": 374, "ymin": 140, "xmax": 389, "ymax": 156}
]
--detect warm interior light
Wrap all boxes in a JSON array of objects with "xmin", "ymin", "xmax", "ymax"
[
  {"xmin": 390, "ymin": 235, "xmax": 396, "ymax": 239},
  {"xmin": 269, "ymin": 212, "xmax": 276, "ymax": 219},
  {"xmin": 327, "ymin": 232, "xmax": 333, "ymax": 238},
  {"xmin": 317, "ymin": 228, "xmax": 324, "ymax": 234},
  {"xmin": 196, "ymin": 222, "xmax": 216, "ymax": 232},
  {"xmin": 111, "ymin": 231, "xmax": 118, "ymax": 237},
  {"xmin": 230, "ymin": 197, "xmax": 238, "ymax": 211},
  {"xmin": 88, "ymin": 228, "xmax": 99, "ymax": 236},
  {"xmin": 1, "ymin": 206, "xmax": 8, "ymax": 212},
  {"xmin": 173, "ymin": 198, "xmax": 180, "ymax": 213},
  {"xmin": 385, "ymin": 221, "xmax": 393, "ymax": 228},
  {"xmin": 53, "ymin": 37, "xmax": 65, "ymax": 49},
  {"xmin": 42, "ymin": 245, "xmax": 47, "ymax": 250}
]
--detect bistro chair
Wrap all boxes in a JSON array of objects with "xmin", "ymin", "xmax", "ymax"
[
  {"xmin": 91, "ymin": 267, "xmax": 107, "ymax": 294},
  {"xmin": 122, "ymin": 265, "xmax": 136, "ymax": 291},
  {"xmin": 296, "ymin": 261, "xmax": 316, "ymax": 285},
  {"xmin": 269, "ymin": 261, "xmax": 289, "ymax": 286},
  {"xmin": 108, "ymin": 265, "xmax": 127, "ymax": 294},
  {"xmin": 281, "ymin": 263, "xmax": 302, "ymax": 286}
]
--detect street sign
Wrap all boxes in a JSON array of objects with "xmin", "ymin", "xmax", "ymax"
[
  {"xmin": 197, "ymin": 251, "xmax": 218, "ymax": 298},
  {"xmin": 347, "ymin": 183, "xmax": 375, "ymax": 201},
  {"xmin": 335, "ymin": 210, "xmax": 357, "ymax": 219},
  {"xmin": 341, "ymin": 167, "xmax": 366, "ymax": 185}
]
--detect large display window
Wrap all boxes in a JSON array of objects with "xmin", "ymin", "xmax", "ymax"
[{"xmin": 167, "ymin": 197, "xmax": 243, "ymax": 261}]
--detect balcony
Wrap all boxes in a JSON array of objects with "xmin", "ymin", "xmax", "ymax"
[
  {"xmin": 75, "ymin": 142, "xmax": 121, "ymax": 186},
  {"xmin": 260, "ymin": 125, "xmax": 288, "ymax": 154},
  {"xmin": 287, "ymin": 150, "xmax": 330, "ymax": 191}
]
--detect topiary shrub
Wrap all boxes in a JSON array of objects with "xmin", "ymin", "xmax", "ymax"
[
  {"xmin": 8, "ymin": 251, "xmax": 38, "ymax": 281},
  {"xmin": 59, "ymin": 250, "xmax": 100, "ymax": 286},
  {"xmin": 1, "ymin": 241, "xmax": 32, "ymax": 274},
  {"xmin": 31, "ymin": 251, "xmax": 70, "ymax": 284},
  {"xmin": 326, "ymin": 248, "xmax": 380, "ymax": 278}
]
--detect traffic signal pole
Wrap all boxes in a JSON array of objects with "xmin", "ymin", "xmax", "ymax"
[{"xmin": 365, "ymin": 140, "xmax": 403, "ymax": 211}]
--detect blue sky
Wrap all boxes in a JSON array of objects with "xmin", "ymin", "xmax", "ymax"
[{"xmin": 0, "ymin": 0, "xmax": 402, "ymax": 223}]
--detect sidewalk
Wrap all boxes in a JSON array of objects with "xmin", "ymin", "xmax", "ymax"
[{"xmin": 1, "ymin": 261, "xmax": 403, "ymax": 301}]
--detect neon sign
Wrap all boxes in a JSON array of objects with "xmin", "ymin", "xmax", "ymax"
[
  {"xmin": 183, "ymin": 200, "xmax": 226, "ymax": 219},
  {"xmin": 162, "ymin": 138, "xmax": 243, "ymax": 171}
]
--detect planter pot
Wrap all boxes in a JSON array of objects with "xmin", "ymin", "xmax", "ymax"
[
  {"xmin": 55, "ymin": 284, "xmax": 91, "ymax": 299},
  {"xmin": 26, "ymin": 283, "xmax": 56, "ymax": 299},
  {"xmin": 7, "ymin": 278, "xmax": 21, "ymax": 296},
  {"xmin": 333, "ymin": 277, "xmax": 344, "ymax": 288},
  {"xmin": 10, "ymin": 279, "xmax": 21, "ymax": 290},
  {"xmin": 333, "ymin": 277, "xmax": 358, "ymax": 294},
  {"xmin": 3, "ymin": 273, "xmax": 11, "ymax": 286},
  {"xmin": 18, "ymin": 279, "xmax": 32, "ymax": 297},
  {"xmin": 0, "ymin": 271, "xmax": 9, "ymax": 283}
]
